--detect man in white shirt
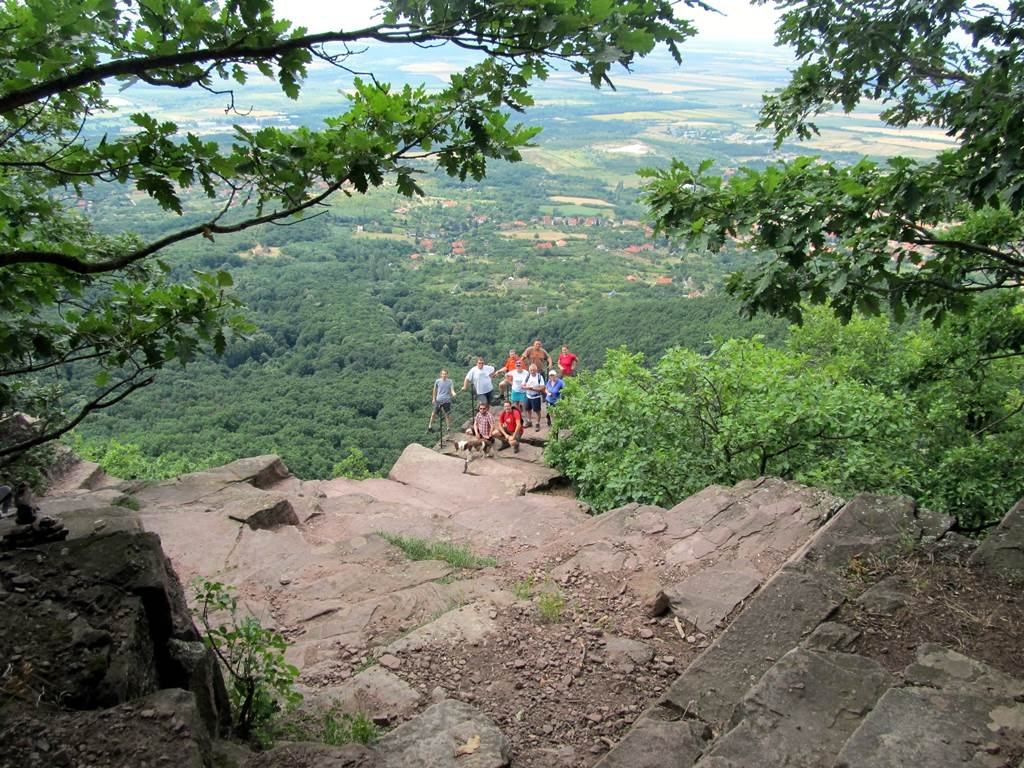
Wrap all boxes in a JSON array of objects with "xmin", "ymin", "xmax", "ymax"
[{"xmin": 462, "ymin": 357, "xmax": 499, "ymax": 406}]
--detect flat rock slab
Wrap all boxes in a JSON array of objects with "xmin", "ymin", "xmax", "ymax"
[
  {"xmin": 603, "ymin": 634, "xmax": 655, "ymax": 673},
  {"xmin": 552, "ymin": 542, "xmax": 639, "ymax": 577},
  {"xmin": 970, "ymin": 497, "xmax": 1024, "ymax": 577},
  {"xmin": 594, "ymin": 717, "xmax": 709, "ymax": 768},
  {"xmin": 465, "ymin": 454, "xmax": 562, "ymax": 493},
  {"xmin": 802, "ymin": 493, "xmax": 919, "ymax": 569},
  {"xmin": 389, "ymin": 444, "xmax": 527, "ymax": 503},
  {"xmin": 56, "ymin": 505, "xmax": 144, "ymax": 540},
  {"xmin": 386, "ymin": 601, "xmax": 503, "ymax": 653},
  {"xmin": 658, "ymin": 566, "xmax": 845, "ymax": 727},
  {"xmin": 905, "ymin": 644, "xmax": 1024, "ymax": 701},
  {"xmin": 303, "ymin": 665, "xmax": 423, "ymax": 721},
  {"xmin": 377, "ymin": 699, "xmax": 510, "ymax": 767},
  {"xmin": 835, "ymin": 686, "xmax": 1024, "ymax": 768},
  {"xmin": 666, "ymin": 562, "xmax": 764, "ymax": 633},
  {"xmin": 450, "ymin": 495, "xmax": 590, "ymax": 548},
  {"xmin": 695, "ymin": 648, "xmax": 892, "ymax": 768},
  {"xmin": 215, "ymin": 485, "xmax": 299, "ymax": 529},
  {"xmin": 40, "ymin": 487, "xmax": 125, "ymax": 515}
]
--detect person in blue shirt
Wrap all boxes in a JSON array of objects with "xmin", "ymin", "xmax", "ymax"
[{"xmin": 544, "ymin": 369, "xmax": 565, "ymax": 427}]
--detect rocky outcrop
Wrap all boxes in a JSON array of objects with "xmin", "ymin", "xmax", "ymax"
[
  {"xmin": 25, "ymin": 436, "xmax": 1023, "ymax": 768},
  {"xmin": 597, "ymin": 491, "xmax": 1024, "ymax": 768},
  {"xmin": 0, "ymin": 526, "xmax": 231, "ymax": 768},
  {"xmin": 970, "ymin": 498, "xmax": 1024, "ymax": 577}
]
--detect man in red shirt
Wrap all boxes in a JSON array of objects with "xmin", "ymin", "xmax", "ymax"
[
  {"xmin": 558, "ymin": 345, "xmax": 579, "ymax": 376},
  {"xmin": 496, "ymin": 400, "xmax": 523, "ymax": 453}
]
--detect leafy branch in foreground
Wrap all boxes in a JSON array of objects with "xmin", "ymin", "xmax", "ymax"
[
  {"xmin": 643, "ymin": 1, "xmax": 1024, "ymax": 326},
  {"xmin": 1, "ymin": 0, "xmax": 701, "ymax": 470}
]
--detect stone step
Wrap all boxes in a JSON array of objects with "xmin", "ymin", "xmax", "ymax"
[
  {"xmin": 834, "ymin": 645, "xmax": 1024, "ymax": 768},
  {"xmin": 595, "ymin": 565, "xmax": 846, "ymax": 768},
  {"xmin": 693, "ymin": 647, "xmax": 892, "ymax": 767}
]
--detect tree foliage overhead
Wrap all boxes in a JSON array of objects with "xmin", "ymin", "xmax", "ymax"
[
  {"xmin": 642, "ymin": 0, "xmax": 1024, "ymax": 325},
  {"xmin": 0, "ymin": 0, "xmax": 702, "ymax": 468}
]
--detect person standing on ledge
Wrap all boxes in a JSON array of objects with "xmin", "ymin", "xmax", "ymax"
[
  {"xmin": 545, "ymin": 369, "xmax": 565, "ymax": 426},
  {"xmin": 521, "ymin": 339, "xmax": 552, "ymax": 375},
  {"xmin": 557, "ymin": 345, "xmax": 579, "ymax": 377},
  {"xmin": 428, "ymin": 369, "xmax": 456, "ymax": 433},
  {"xmin": 463, "ymin": 357, "xmax": 498, "ymax": 406},
  {"xmin": 523, "ymin": 363, "xmax": 546, "ymax": 430}
]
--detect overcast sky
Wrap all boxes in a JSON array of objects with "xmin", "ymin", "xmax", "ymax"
[{"xmin": 273, "ymin": 0, "xmax": 783, "ymax": 48}]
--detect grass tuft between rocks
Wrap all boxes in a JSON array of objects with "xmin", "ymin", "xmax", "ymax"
[{"xmin": 378, "ymin": 532, "xmax": 498, "ymax": 569}]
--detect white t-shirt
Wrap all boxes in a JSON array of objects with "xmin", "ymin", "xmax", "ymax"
[
  {"xmin": 508, "ymin": 369, "xmax": 529, "ymax": 393},
  {"xmin": 465, "ymin": 365, "xmax": 495, "ymax": 394},
  {"xmin": 524, "ymin": 372, "xmax": 545, "ymax": 399}
]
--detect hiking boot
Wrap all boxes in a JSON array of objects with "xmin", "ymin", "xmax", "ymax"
[
  {"xmin": 427, "ymin": 426, "xmax": 434, "ymax": 433},
  {"xmin": 534, "ymin": 423, "xmax": 540, "ymax": 431},
  {"xmin": 513, "ymin": 443, "xmax": 519, "ymax": 454}
]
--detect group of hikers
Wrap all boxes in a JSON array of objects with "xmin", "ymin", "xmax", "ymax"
[{"xmin": 427, "ymin": 340, "xmax": 579, "ymax": 454}]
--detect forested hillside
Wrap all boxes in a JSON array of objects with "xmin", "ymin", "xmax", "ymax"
[{"xmin": 68, "ymin": 177, "xmax": 785, "ymax": 477}]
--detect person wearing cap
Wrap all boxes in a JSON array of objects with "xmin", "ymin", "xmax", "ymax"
[{"xmin": 544, "ymin": 369, "xmax": 565, "ymax": 426}]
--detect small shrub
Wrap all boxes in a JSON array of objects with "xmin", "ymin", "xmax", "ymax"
[
  {"xmin": 192, "ymin": 579, "xmax": 302, "ymax": 744},
  {"xmin": 332, "ymin": 447, "xmax": 373, "ymax": 480},
  {"xmin": 378, "ymin": 532, "xmax": 498, "ymax": 569},
  {"xmin": 537, "ymin": 588, "xmax": 565, "ymax": 624},
  {"xmin": 326, "ymin": 710, "xmax": 380, "ymax": 746},
  {"xmin": 513, "ymin": 575, "xmax": 535, "ymax": 600},
  {"xmin": 113, "ymin": 494, "xmax": 140, "ymax": 510}
]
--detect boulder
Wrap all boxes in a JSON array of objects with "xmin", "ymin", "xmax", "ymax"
[
  {"xmin": 970, "ymin": 497, "xmax": 1024, "ymax": 577},
  {"xmin": 0, "ymin": 530, "xmax": 215, "ymax": 710},
  {"xmin": 376, "ymin": 699, "xmax": 511, "ymax": 767}
]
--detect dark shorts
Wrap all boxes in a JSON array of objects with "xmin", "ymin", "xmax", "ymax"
[
  {"xmin": 476, "ymin": 390, "xmax": 494, "ymax": 406},
  {"xmin": 433, "ymin": 401, "xmax": 451, "ymax": 415},
  {"xmin": 525, "ymin": 397, "xmax": 541, "ymax": 413}
]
